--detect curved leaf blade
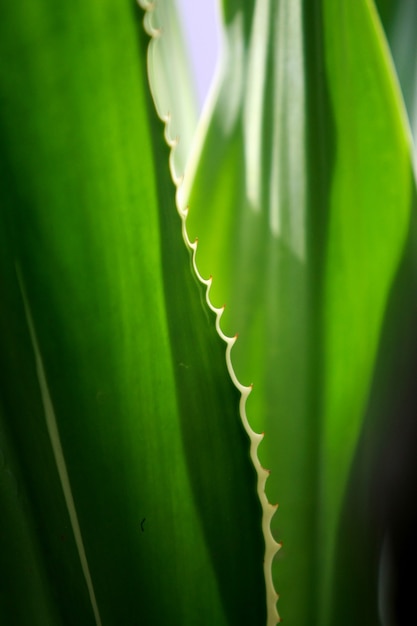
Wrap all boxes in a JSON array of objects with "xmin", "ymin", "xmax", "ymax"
[
  {"xmin": 181, "ymin": 0, "xmax": 415, "ymax": 623},
  {"xmin": 0, "ymin": 1, "xmax": 266, "ymax": 624}
]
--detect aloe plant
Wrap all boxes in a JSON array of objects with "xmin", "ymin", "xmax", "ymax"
[{"xmin": 1, "ymin": 0, "xmax": 416, "ymax": 625}]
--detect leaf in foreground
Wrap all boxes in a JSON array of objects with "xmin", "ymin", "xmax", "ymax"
[{"xmin": 0, "ymin": 1, "xmax": 266, "ymax": 624}]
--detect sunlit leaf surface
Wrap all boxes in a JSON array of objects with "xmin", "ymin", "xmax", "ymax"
[{"xmin": 182, "ymin": 0, "xmax": 415, "ymax": 623}]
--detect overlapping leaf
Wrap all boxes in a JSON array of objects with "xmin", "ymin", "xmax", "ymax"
[
  {"xmin": 181, "ymin": 0, "xmax": 416, "ymax": 623},
  {"xmin": 376, "ymin": 0, "xmax": 417, "ymax": 148}
]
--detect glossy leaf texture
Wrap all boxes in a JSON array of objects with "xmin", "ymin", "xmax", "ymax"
[
  {"xmin": 0, "ymin": 1, "xmax": 267, "ymax": 625},
  {"xmin": 181, "ymin": 0, "xmax": 416, "ymax": 624}
]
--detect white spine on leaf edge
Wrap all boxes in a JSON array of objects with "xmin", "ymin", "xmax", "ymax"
[{"xmin": 138, "ymin": 2, "xmax": 281, "ymax": 624}]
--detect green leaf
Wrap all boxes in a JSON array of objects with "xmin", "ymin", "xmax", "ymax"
[
  {"xmin": 0, "ymin": 401, "xmax": 64, "ymax": 625},
  {"xmin": 319, "ymin": 1, "xmax": 413, "ymax": 621},
  {"xmin": 143, "ymin": 0, "xmax": 199, "ymax": 177},
  {"xmin": 376, "ymin": 0, "xmax": 417, "ymax": 149},
  {"xmin": 181, "ymin": 0, "xmax": 415, "ymax": 623},
  {"xmin": 0, "ymin": 1, "xmax": 267, "ymax": 624}
]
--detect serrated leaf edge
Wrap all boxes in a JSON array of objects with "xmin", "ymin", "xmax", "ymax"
[{"xmin": 138, "ymin": 2, "xmax": 281, "ymax": 624}]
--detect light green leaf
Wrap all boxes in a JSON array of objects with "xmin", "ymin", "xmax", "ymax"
[
  {"xmin": 182, "ymin": 0, "xmax": 415, "ymax": 623},
  {"xmin": 143, "ymin": 0, "xmax": 199, "ymax": 176},
  {"xmin": 320, "ymin": 1, "xmax": 413, "ymax": 621}
]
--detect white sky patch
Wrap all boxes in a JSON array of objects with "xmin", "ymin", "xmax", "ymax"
[
  {"xmin": 16, "ymin": 264, "xmax": 103, "ymax": 626},
  {"xmin": 243, "ymin": 0, "xmax": 271, "ymax": 212},
  {"xmin": 175, "ymin": 0, "xmax": 220, "ymax": 111}
]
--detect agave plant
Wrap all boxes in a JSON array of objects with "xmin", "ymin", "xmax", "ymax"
[{"xmin": 1, "ymin": 0, "xmax": 416, "ymax": 625}]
